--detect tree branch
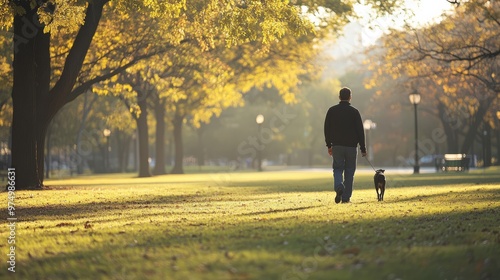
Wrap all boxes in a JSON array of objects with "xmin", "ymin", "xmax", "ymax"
[
  {"xmin": 48, "ymin": 0, "xmax": 109, "ymax": 114},
  {"xmin": 66, "ymin": 52, "xmax": 160, "ymax": 104}
]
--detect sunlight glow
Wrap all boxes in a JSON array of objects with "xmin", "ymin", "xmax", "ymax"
[{"xmin": 355, "ymin": 0, "xmax": 455, "ymax": 46}]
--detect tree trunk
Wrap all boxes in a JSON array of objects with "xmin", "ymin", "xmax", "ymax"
[
  {"xmin": 11, "ymin": 6, "xmax": 48, "ymax": 189},
  {"xmin": 483, "ymin": 123, "xmax": 492, "ymax": 167},
  {"xmin": 45, "ymin": 123, "xmax": 52, "ymax": 179},
  {"xmin": 115, "ymin": 131, "xmax": 131, "ymax": 173},
  {"xmin": 153, "ymin": 100, "xmax": 166, "ymax": 175},
  {"xmin": 76, "ymin": 92, "xmax": 97, "ymax": 174},
  {"xmin": 170, "ymin": 114, "xmax": 184, "ymax": 174},
  {"xmin": 308, "ymin": 135, "xmax": 316, "ymax": 167},
  {"xmin": 10, "ymin": 1, "xmax": 107, "ymax": 189},
  {"xmin": 132, "ymin": 134, "xmax": 138, "ymax": 172},
  {"xmin": 196, "ymin": 125, "xmax": 205, "ymax": 167},
  {"xmin": 438, "ymin": 102, "xmax": 459, "ymax": 153},
  {"xmin": 136, "ymin": 94, "xmax": 151, "ymax": 177},
  {"xmin": 461, "ymin": 101, "xmax": 491, "ymax": 154}
]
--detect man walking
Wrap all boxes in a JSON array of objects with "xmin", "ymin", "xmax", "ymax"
[{"xmin": 324, "ymin": 87, "xmax": 367, "ymax": 204}]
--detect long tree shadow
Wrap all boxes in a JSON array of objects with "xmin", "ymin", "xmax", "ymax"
[
  {"xmin": 10, "ymin": 206, "xmax": 500, "ymax": 280},
  {"xmin": 384, "ymin": 188, "xmax": 500, "ymax": 204},
  {"xmin": 385, "ymin": 171, "xmax": 500, "ymax": 188},
  {"xmin": 8, "ymin": 193, "xmax": 211, "ymax": 220},
  {"xmin": 9, "ymin": 176, "xmax": 500, "ymax": 222}
]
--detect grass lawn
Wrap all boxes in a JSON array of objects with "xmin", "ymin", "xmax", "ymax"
[{"xmin": 1, "ymin": 167, "xmax": 500, "ymax": 279}]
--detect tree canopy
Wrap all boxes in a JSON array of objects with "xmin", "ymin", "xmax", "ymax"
[
  {"xmin": 364, "ymin": 0, "xmax": 499, "ymax": 156},
  {"xmin": 0, "ymin": 0, "xmax": 403, "ymax": 189}
]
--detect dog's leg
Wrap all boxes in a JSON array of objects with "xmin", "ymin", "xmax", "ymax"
[{"xmin": 376, "ymin": 183, "xmax": 383, "ymax": 201}]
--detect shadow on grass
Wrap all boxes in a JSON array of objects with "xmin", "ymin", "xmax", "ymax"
[
  {"xmin": 11, "ymin": 169, "xmax": 500, "ymax": 221},
  {"xmin": 11, "ymin": 193, "xmax": 210, "ymax": 220},
  {"xmin": 10, "ymin": 206, "xmax": 500, "ymax": 280},
  {"xmin": 385, "ymin": 171, "xmax": 500, "ymax": 189},
  {"xmin": 384, "ymin": 188, "xmax": 500, "ymax": 204},
  {"xmin": 238, "ymin": 205, "xmax": 321, "ymax": 216},
  {"xmin": 39, "ymin": 168, "xmax": 500, "ymax": 196}
]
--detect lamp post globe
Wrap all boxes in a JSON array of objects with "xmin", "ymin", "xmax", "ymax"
[{"xmin": 256, "ymin": 114, "xmax": 264, "ymax": 125}]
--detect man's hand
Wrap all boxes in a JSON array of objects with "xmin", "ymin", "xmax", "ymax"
[
  {"xmin": 361, "ymin": 152, "xmax": 367, "ymax": 157},
  {"xmin": 328, "ymin": 147, "xmax": 333, "ymax": 156}
]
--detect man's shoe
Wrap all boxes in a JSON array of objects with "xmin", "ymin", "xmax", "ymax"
[
  {"xmin": 334, "ymin": 184, "xmax": 344, "ymax": 204},
  {"xmin": 341, "ymin": 200, "xmax": 350, "ymax": 204}
]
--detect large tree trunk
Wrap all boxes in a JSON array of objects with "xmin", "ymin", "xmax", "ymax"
[
  {"xmin": 11, "ymin": 6, "xmax": 48, "ymax": 189},
  {"xmin": 153, "ymin": 100, "xmax": 166, "ymax": 175},
  {"xmin": 136, "ymin": 94, "xmax": 151, "ymax": 177},
  {"xmin": 10, "ymin": 1, "xmax": 107, "ymax": 189},
  {"xmin": 170, "ymin": 114, "xmax": 184, "ymax": 174}
]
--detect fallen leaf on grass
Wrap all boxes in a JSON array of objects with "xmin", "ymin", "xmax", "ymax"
[{"xmin": 84, "ymin": 221, "xmax": 92, "ymax": 229}]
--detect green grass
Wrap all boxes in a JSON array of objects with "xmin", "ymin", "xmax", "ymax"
[{"xmin": 1, "ymin": 168, "xmax": 500, "ymax": 279}]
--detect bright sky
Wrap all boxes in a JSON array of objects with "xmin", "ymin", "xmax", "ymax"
[
  {"xmin": 356, "ymin": 0, "xmax": 455, "ymax": 46},
  {"xmin": 322, "ymin": 0, "xmax": 455, "ymax": 77}
]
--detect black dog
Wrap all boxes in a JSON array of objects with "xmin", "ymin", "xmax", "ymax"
[{"xmin": 374, "ymin": 169, "xmax": 386, "ymax": 201}]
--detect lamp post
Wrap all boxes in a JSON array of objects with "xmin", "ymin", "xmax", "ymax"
[
  {"xmin": 256, "ymin": 114, "xmax": 264, "ymax": 171},
  {"xmin": 103, "ymin": 128, "xmax": 111, "ymax": 173},
  {"xmin": 363, "ymin": 119, "xmax": 377, "ymax": 162},
  {"xmin": 409, "ymin": 91, "xmax": 421, "ymax": 174}
]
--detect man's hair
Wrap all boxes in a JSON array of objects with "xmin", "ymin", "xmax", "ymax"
[{"xmin": 339, "ymin": 87, "xmax": 351, "ymax": 100}]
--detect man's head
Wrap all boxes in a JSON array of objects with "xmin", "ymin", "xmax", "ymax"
[{"xmin": 339, "ymin": 87, "xmax": 351, "ymax": 101}]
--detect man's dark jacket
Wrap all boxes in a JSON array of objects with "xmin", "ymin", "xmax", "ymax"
[{"xmin": 324, "ymin": 101, "xmax": 366, "ymax": 153}]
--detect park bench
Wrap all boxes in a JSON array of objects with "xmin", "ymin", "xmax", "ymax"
[{"xmin": 441, "ymin": 154, "xmax": 470, "ymax": 172}]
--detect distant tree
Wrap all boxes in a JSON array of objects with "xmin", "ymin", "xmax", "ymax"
[
  {"xmin": 411, "ymin": 1, "xmax": 499, "ymax": 154},
  {"xmin": 365, "ymin": 1, "xmax": 499, "ymax": 156}
]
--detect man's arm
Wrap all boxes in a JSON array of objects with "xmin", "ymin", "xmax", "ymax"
[
  {"xmin": 324, "ymin": 108, "xmax": 332, "ymax": 148},
  {"xmin": 356, "ymin": 111, "xmax": 367, "ymax": 156},
  {"xmin": 324, "ymin": 108, "xmax": 333, "ymax": 156}
]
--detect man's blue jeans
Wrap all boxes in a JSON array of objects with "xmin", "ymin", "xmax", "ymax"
[{"xmin": 332, "ymin": 146, "xmax": 358, "ymax": 201}]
